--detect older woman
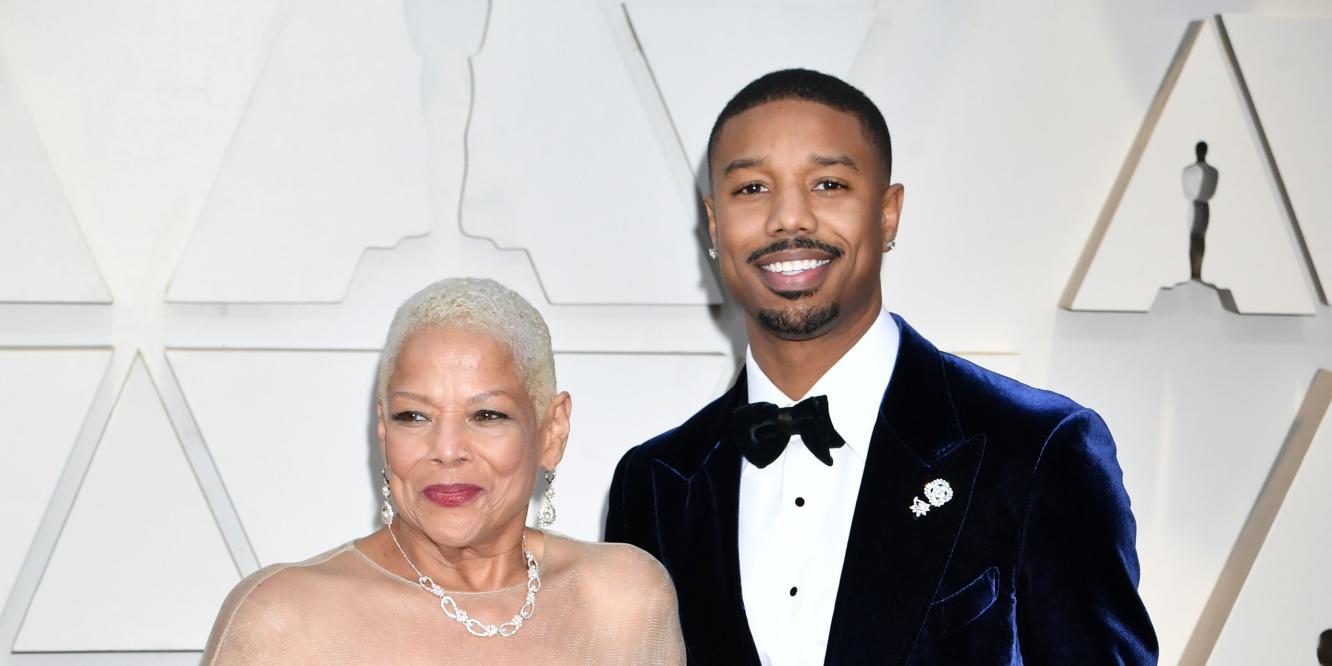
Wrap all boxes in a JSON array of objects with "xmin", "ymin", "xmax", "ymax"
[{"xmin": 203, "ymin": 278, "xmax": 684, "ymax": 664}]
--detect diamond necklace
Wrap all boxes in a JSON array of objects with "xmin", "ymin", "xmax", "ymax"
[{"xmin": 387, "ymin": 524, "xmax": 542, "ymax": 637}]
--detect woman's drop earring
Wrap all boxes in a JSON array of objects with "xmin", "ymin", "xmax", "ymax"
[
  {"xmin": 380, "ymin": 469, "xmax": 395, "ymax": 526},
  {"xmin": 538, "ymin": 469, "xmax": 557, "ymax": 528}
]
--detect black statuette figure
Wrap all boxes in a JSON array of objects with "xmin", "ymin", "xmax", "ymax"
[{"xmin": 1181, "ymin": 141, "xmax": 1219, "ymax": 281}]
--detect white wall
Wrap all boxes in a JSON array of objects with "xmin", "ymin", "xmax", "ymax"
[{"xmin": 1, "ymin": 0, "xmax": 1329, "ymax": 663}]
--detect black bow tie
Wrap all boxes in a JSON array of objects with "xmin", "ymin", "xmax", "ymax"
[{"xmin": 729, "ymin": 395, "xmax": 846, "ymax": 468}]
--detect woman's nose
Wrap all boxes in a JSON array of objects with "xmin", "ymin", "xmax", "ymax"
[{"xmin": 428, "ymin": 418, "xmax": 472, "ymax": 465}]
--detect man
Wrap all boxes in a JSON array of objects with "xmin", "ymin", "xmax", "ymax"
[{"xmin": 605, "ymin": 69, "xmax": 1157, "ymax": 664}]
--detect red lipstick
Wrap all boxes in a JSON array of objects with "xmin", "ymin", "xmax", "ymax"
[{"xmin": 423, "ymin": 484, "xmax": 483, "ymax": 507}]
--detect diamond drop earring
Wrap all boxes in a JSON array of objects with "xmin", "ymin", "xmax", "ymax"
[
  {"xmin": 538, "ymin": 469, "xmax": 557, "ymax": 528},
  {"xmin": 380, "ymin": 469, "xmax": 395, "ymax": 526}
]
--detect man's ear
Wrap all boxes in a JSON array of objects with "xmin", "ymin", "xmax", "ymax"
[
  {"xmin": 539, "ymin": 391, "xmax": 572, "ymax": 471},
  {"xmin": 881, "ymin": 183, "xmax": 904, "ymax": 249},
  {"xmin": 705, "ymin": 196, "xmax": 719, "ymax": 250}
]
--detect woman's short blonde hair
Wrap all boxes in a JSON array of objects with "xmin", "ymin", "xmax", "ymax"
[{"xmin": 377, "ymin": 278, "xmax": 556, "ymax": 415}]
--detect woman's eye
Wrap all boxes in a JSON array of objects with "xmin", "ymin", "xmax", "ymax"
[
  {"xmin": 392, "ymin": 411, "xmax": 427, "ymax": 423},
  {"xmin": 734, "ymin": 182, "xmax": 767, "ymax": 195},
  {"xmin": 474, "ymin": 410, "xmax": 510, "ymax": 422},
  {"xmin": 813, "ymin": 179, "xmax": 846, "ymax": 191}
]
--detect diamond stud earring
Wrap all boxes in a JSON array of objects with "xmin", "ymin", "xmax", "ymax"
[
  {"xmin": 707, "ymin": 248, "xmax": 720, "ymax": 260},
  {"xmin": 885, "ymin": 239, "xmax": 897, "ymax": 252}
]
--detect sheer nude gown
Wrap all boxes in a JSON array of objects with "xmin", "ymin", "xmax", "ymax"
[{"xmin": 202, "ymin": 531, "xmax": 684, "ymax": 665}]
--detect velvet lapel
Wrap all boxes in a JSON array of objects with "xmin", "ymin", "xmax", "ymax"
[
  {"xmin": 649, "ymin": 372, "xmax": 760, "ymax": 664},
  {"xmin": 824, "ymin": 316, "xmax": 987, "ymax": 665}
]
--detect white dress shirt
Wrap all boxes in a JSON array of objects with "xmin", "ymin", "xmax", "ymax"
[{"xmin": 738, "ymin": 309, "xmax": 900, "ymax": 665}]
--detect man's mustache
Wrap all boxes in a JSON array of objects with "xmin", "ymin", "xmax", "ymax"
[{"xmin": 745, "ymin": 237, "xmax": 845, "ymax": 265}]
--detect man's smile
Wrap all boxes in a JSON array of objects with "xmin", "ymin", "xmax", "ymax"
[
  {"xmin": 752, "ymin": 248, "xmax": 838, "ymax": 295},
  {"xmin": 760, "ymin": 258, "xmax": 831, "ymax": 275},
  {"xmin": 745, "ymin": 238, "xmax": 843, "ymax": 295}
]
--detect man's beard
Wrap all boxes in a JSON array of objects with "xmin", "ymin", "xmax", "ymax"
[{"xmin": 756, "ymin": 302, "xmax": 840, "ymax": 338}]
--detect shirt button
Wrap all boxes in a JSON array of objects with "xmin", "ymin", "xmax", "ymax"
[
  {"xmin": 789, "ymin": 587, "xmax": 798, "ymax": 597},
  {"xmin": 794, "ymin": 497, "xmax": 805, "ymax": 507}
]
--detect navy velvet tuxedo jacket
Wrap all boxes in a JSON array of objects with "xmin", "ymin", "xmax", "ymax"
[{"xmin": 605, "ymin": 316, "xmax": 1158, "ymax": 664}]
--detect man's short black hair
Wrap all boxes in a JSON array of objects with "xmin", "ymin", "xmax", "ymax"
[{"xmin": 706, "ymin": 68, "xmax": 892, "ymax": 185}]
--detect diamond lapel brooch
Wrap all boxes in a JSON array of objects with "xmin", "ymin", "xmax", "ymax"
[{"xmin": 909, "ymin": 478, "xmax": 954, "ymax": 518}]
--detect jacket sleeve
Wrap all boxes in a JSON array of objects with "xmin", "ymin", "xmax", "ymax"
[
  {"xmin": 604, "ymin": 447, "xmax": 635, "ymax": 544},
  {"xmin": 1016, "ymin": 408, "xmax": 1159, "ymax": 664}
]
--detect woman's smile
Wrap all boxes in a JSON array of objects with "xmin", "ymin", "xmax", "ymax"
[{"xmin": 422, "ymin": 483, "xmax": 484, "ymax": 508}]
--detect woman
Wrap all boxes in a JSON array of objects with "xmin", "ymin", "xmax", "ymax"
[{"xmin": 203, "ymin": 278, "xmax": 684, "ymax": 664}]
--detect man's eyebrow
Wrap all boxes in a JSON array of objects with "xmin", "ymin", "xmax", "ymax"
[
  {"xmin": 811, "ymin": 154, "xmax": 859, "ymax": 171},
  {"xmin": 723, "ymin": 156, "xmax": 766, "ymax": 177}
]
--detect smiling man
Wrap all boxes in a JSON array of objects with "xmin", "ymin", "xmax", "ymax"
[{"xmin": 605, "ymin": 69, "xmax": 1157, "ymax": 664}]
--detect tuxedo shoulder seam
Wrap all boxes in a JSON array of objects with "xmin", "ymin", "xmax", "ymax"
[{"xmin": 1014, "ymin": 407, "xmax": 1097, "ymax": 566}]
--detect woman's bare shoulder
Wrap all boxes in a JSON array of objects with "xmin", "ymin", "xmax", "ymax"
[
  {"xmin": 544, "ymin": 532, "xmax": 683, "ymax": 659},
  {"xmin": 201, "ymin": 543, "xmax": 366, "ymax": 664},
  {"xmin": 547, "ymin": 533, "xmax": 674, "ymax": 596}
]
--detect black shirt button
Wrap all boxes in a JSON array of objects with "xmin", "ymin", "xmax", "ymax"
[
  {"xmin": 794, "ymin": 497, "xmax": 805, "ymax": 507},
  {"xmin": 789, "ymin": 587, "xmax": 798, "ymax": 596}
]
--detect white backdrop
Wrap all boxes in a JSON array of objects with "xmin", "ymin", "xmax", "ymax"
[{"xmin": 1, "ymin": 0, "xmax": 1330, "ymax": 663}]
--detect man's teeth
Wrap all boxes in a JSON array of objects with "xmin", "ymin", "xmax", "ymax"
[{"xmin": 760, "ymin": 259, "xmax": 831, "ymax": 275}]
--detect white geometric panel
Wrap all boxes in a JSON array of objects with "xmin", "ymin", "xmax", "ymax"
[
  {"xmin": 1193, "ymin": 369, "xmax": 1332, "ymax": 665},
  {"xmin": 168, "ymin": 0, "xmax": 431, "ymax": 303},
  {"xmin": 0, "ymin": 59, "xmax": 109, "ymax": 303},
  {"xmin": 1063, "ymin": 17, "xmax": 1315, "ymax": 315},
  {"xmin": 625, "ymin": 1, "xmax": 875, "ymax": 182},
  {"xmin": 463, "ymin": 0, "xmax": 722, "ymax": 305},
  {"xmin": 0, "ymin": 0, "xmax": 286, "ymax": 300},
  {"xmin": 1044, "ymin": 280, "xmax": 1332, "ymax": 664},
  {"xmin": 167, "ymin": 350, "xmax": 382, "ymax": 566},
  {"xmin": 533, "ymin": 352, "xmax": 736, "ymax": 541},
  {"xmin": 1225, "ymin": 16, "xmax": 1332, "ymax": 303},
  {"xmin": 0, "ymin": 349, "xmax": 109, "ymax": 613},
  {"xmin": 14, "ymin": 358, "xmax": 238, "ymax": 652}
]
